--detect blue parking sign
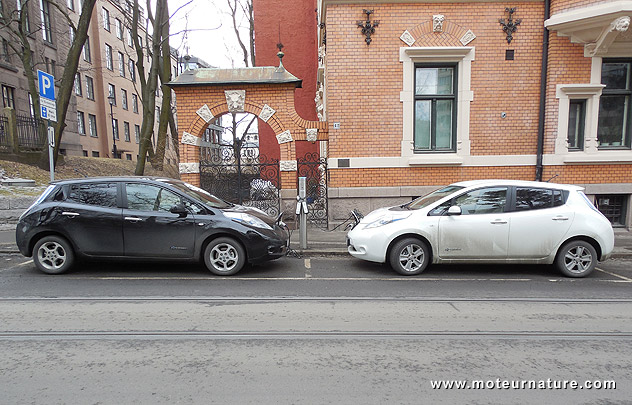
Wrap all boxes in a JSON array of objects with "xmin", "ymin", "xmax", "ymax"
[{"xmin": 37, "ymin": 70, "xmax": 55, "ymax": 100}]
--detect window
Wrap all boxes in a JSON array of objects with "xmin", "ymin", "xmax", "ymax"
[
  {"xmin": 414, "ymin": 65, "xmax": 457, "ymax": 152},
  {"xmin": 597, "ymin": 195, "xmax": 627, "ymax": 226},
  {"xmin": 85, "ymin": 75, "xmax": 94, "ymax": 100},
  {"xmin": 134, "ymin": 124, "xmax": 140, "ymax": 143},
  {"xmin": 102, "ymin": 7, "xmax": 110, "ymax": 31},
  {"xmin": 2, "ymin": 85, "xmax": 15, "ymax": 108},
  {"xmin": 132, "ymin": 93, "xmax": 138, "ymax": 113},
  {"xmin": 67, "ymin": 0, "xmax": 74, "ymax": 11},
  {"xmin": 74, "ymin": 73, "xmax": 82, "ymax": 96},
  {"xmin": 83, "ymin": 150, "xmax": 88, "ymax": 157},
  {"xmin": 105, "ymin": 44, "xmax": 113, "ymax": 70},
  {"xmin": 88, "ymin": 114, "xmax": 97, "ymax": 137},
  {"xmin": 118, "ymin": 51, "xmax": 125, "ymax": 77},
  {"xmin": 77, "ymin": 111, "xmax": 86, "ymax": 135},
  {"xmin": 598, "ymin": 59, "xmax": 631, "ymax": 149},
  {"xmin": 129, "ymin": 59, "xmax": 135, "ymax": 82},
  {"xmin": 108, "ymin": 83, "xmax": 116, "ymax": 105},
  {"xmin": 83, "ymin": 36, "xmax": 91, "ymax": 62},
  {"xmin": 1, "ymin": 38, "xmax": 10, "ymax": 63},
  {"xmin": 16, "ymin": 0, "xmax": 30, "ymax": 33},
  {"xmin": 453, "ymin": 187, "xmax": 507, "ymax": 215},
  {"xmin": 124, "ymin": 121, "xmax": 130, "ymax": 141},
  {"xmin": 126, "ymin": 28, "xmax": 133, "ymax": 48},
  {"xmin": 115, "ymin": 18, "xmax": 122, "ymax": 39},
  {"xmin": 69, "ymin": 25, "xmax": 75, "ymax": 43},
  {"xmin": 92, "ymin": 151, "xmax": 99, "ymax": 157},
  {"xmin": 28, "ymin": 93, "xmax": 34, "ymax": 117},
  {"xmin": 515, "ymin": 188, "xmax": 554, "ymax": 211},
  {"xmin": 113, "ymin": 118, "xmax": 119, "ymax": 140},
  {"xmin": 40, "ymin": 0, "xmax": 53, "ymax": 43},
  {"xmin": 121, "ymin": 89, "xmax": 128, "ymax": 110},
  {"xmin": 567, "ymin": 99, "xmax": 585, "ymax": 150},
  {"xmin": 126, "ymin": 154, "xmax": 132, "ymax": 161},
  {"xmin": 69, "ymin": 183, "xmax": 117, "ymax": 207},
  {"xmin": 126, "ymin": 183, "xmax": 181, "ymax": 212}
]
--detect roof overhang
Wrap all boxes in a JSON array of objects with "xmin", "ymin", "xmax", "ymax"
[
  {"xmin": 545, "ymin": 1, "xmax": 632, "ymax": 57},
  {"xmin": 167, "ymin": 66, "xmax": 302, "ymax": 88}
]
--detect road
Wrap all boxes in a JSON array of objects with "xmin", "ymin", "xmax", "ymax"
[{"xmin": 0, "ymin": 254, "xmax": 631, "ymax": 404}]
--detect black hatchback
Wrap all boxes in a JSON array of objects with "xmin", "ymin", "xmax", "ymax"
[{"xmin": 16, "ymin": 177, "xmax": 289, "ymax": 275}]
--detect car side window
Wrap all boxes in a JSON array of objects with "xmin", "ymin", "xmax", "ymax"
[
  {"xmin": 68, "ymin": 183, "xmax": 118, "ymax": 207},
  {"xmin": 515, "ymin": 187, "xmax": 553, "ymax": 211},
  {"xmin": 126, "ymin": 183, "xmax": 181, "ymax": 212},
  {"xmin": 183, "ymin": 199, "xmax": 206, "ymax": 215},
  {"xmin": 453, "ymin": 187, "xmax": 507, "ymax": 215}
]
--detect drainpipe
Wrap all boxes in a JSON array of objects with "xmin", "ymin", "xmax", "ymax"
[{"xmin": 535, "ymin": 0, "xmax": 551, "ymax": 182}]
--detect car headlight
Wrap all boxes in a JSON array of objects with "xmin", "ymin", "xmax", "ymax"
[
  {"xmin": 363, "ymin": 213, "xmax": 411, "ymax": 229},
  {"xmin": 224, "ymin": 212, "xmax": 272, "ymax": 230}
]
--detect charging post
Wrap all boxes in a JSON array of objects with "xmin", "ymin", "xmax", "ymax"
[{"xmin": 297, "ymin": 177, "xmax": 308, "ymax": 249}]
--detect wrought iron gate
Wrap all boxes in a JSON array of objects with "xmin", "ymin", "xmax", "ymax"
[
  {"xmin": 297, "ymin": 152, "xmax": 328, "ymax": 227},
  {"xmin": 200, "ymin": 142, "xmax": 281, "ymax": 218}
]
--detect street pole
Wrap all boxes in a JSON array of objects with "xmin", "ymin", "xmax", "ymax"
[
  {"xmin": 108, "ymin": 96, "xmax": 117, "ymax": 158},
  {"xmin": 298, "ymin": 177, "xmax": 308, "ymax": 249},
  {"xmin": 47, "ymin": 122, "xmax": 54, "ymax": 182}
]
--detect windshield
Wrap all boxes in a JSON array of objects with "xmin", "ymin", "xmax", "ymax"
[
  {"xmin": 161, "ymin": 180, "xmax": 233, "ymax": 209},
  {"xmin": 403, "ymin": 185, "xmax": 464, "ymax": 210}
]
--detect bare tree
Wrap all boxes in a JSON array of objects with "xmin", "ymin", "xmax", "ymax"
[
  {"xmin": 0, "ymin": 0, "xmax": 97, "ymax": 168},
  {"xmin": 226, "ymin": 0, "xmax": 254, "ymax": 67}
]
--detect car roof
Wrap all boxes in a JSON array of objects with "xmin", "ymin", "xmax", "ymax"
[
  {"xmin": 50, "ymin": 176, "xmax": 183, "ymax": 185},
  {"xmin": 451, "ymin": 179, "xmax": 583, "ymax": 191}
]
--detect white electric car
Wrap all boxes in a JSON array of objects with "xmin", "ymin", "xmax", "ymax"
[{"xmin": 347, "ymin": 180, "xmax": 614, "ymax": 278}]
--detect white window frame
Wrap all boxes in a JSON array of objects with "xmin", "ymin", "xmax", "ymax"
[{"xmin": 400, "ymin": 47, "xmax": 474, "ymax": 166}]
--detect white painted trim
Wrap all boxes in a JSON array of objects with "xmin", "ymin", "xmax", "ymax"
[
  {"xmin": 399, "ymin": 47, "xmax": 474, "ymax": 161},
  {"xmin": 554, "ymin": 83, "xmax": 605, "ymax": 155},
  {"xmin": 545, "ymin": 1, "xmax": 632, "ymax": 28}
]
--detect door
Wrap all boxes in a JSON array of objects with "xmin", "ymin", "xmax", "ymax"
[
  {"xmin": 438, "ymin": 186, "xmax": 510, "ymax": 259},
  {"xmin": 59, "ymin": 182, "xmax": 124, "ymax": 256},
  {"xmin": 122, "ymin": 183, "xmax": 196, "ymax": 258},
  {"xmin": 507, "ymin": 187, "xmax": 575, "ymax": 258}
]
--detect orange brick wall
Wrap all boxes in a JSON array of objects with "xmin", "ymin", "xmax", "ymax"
[
  {"xmin": 325, "ymin": 2, "xmax": 545, "ymax": 160},
  {"xmin": 551, "ymin": 0, "xmax": 614, "ymax": 14}
]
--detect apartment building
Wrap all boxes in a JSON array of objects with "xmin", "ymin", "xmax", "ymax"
[{"xmin": 73, "ymin": 0, "xmax": 178, "ymax": 163}]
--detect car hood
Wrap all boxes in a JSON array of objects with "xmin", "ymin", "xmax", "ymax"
[{"xmin": 220, "ymin": 205, "xmax": 278, "ymax": 226}]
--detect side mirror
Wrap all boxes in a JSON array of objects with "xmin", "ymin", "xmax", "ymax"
[
  {"xmin": 170, "ymin": 203, "xmax": 188, "ymax": 217},
  {"xmin": 447, "ymin": 206, "xmax": 462, "ymax": 216}
]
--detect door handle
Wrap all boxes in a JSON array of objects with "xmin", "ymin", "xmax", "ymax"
[
  {"xmin": 552, "ymin": 216, "xmax": 569, "ymax": 221},
  {"xmin": 61, "ymin": 212, "xmax": 80, "ymax": 217},
  {"xmin": 124, "ymin": 216, "xmax": 143, "ymax": 223},
  {"xmin": 490, "ymin": 220, "xmax": 507, "ymax": 224}
]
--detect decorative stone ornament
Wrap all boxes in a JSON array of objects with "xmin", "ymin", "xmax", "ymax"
[
  {"xmin": 460, "ymin": 30, "xmax": 476, "ymax": 46},
  {"xmin": 225, "ymin": 90, "xmax": 246, "ymax": 113},
  {"xmin": 196, "ymin": 104, "xmax": 214, "ymax": 123},
  {"xmin": 276, "ymin": 130, "xmax": 293, "ymax": 144},
  {"xmin": 280, "ymin": 160, "xmax": 298, "ymax": 171},
  {"xmin": 306, "ymin": 128, "xmax": 318, "ymax": 142},
  {"xmin": 181, "ymin": 131, "xmax": 201, "ymax": 146},
  {"xmin": 613, "ymin": 16, "xmax": 630, "ymax": 32},
  {"xmin": 179, "ymin": 162, "xmax": 200, "ymax": 174},
  {"xmin": 259, "ymin": 104, "xmax": 276, "ymax": 122},
  {"xmin": 433, "ymin": 15, "xmax": 445, "ymax": 32},
  {"xmin": 400, "ymin": 30, "xmax": 415, "ymax": 46}
]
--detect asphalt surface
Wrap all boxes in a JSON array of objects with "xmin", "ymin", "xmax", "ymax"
[{"xmin": 1, "ymin": 237, "xmax": 631, "ymax": 404}]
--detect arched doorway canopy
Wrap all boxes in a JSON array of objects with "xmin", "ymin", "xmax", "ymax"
[{"xmin": 167, "ymin": 63, "xmax": 328, "ymax": 192}]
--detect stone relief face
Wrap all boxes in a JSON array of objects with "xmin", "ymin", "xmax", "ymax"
[
  {"xmin": 306, "ymin": 128, "xmax": 318, "ymax": 142},
  {"xmin": 225, "ymin": 90, "xmax": 246, "ymax": 113},
  {"xmin": 613, "ymin": 16, "xmax": 630, "ymax": 32},
  {"xmin": 433, "ymin": 14, "xmax": 445, "ymax": 32}
]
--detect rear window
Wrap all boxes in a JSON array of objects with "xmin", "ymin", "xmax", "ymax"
[
  {"xmin": 67, "ymin": 183, "xmax": 118, "ymax": 207},
  {"xmin": 514, "ymin": 187, "xmax": 567, "ymax": 211}
]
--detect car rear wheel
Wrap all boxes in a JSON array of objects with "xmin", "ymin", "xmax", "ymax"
[
  {"xmin": 389, "ymin": 238, "xmax": 430, "ymax": 276},
  {"xmin": 203, "ymin": 237, "xmax": 246, "ymax": 276},
  {"xmin": 556, "ymin": 240, "xmax": 597, "ymax": 278},
  {"xmin": 33, "ymin": 236, "xmax": 75, "ymax": 275}
]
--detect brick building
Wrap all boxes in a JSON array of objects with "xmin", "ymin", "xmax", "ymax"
[{"xmin": 317, "ymin": 0, "xmax": 632, "ymax": 226}]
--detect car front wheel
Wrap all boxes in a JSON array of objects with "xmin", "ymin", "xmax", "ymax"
[
  {"xmin": 203, "ymin": 237, "xmax": 246, "ymax": 276},
  {"xmin": 389, "ymin": 237, "xmax": 430, "ymax": 276},
  {"xmin": 556, "ymin": 240, "xmax": 598, "ymax": 278},
  {"xmin": 33, "ymin": 236, "xmax": 75, "ymax": 275}
]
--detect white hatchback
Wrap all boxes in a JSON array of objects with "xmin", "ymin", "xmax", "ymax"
[{"xmin": 347, "ymin": 180, "xmax": 614, "ymax": 277}]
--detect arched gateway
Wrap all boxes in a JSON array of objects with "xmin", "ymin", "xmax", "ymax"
[{"xmin": 167, "ymin": 61, "xmax": 328, "ymax": 221}]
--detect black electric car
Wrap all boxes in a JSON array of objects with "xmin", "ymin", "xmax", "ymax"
[{"xmin": 16, "ymin": 177, "xmax": 289, "ymax": 275}]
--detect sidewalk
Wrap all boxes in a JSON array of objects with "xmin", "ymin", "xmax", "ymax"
[{"xmin": 2, "ymin": 225, "xmax": 632, "ymax": 258}]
